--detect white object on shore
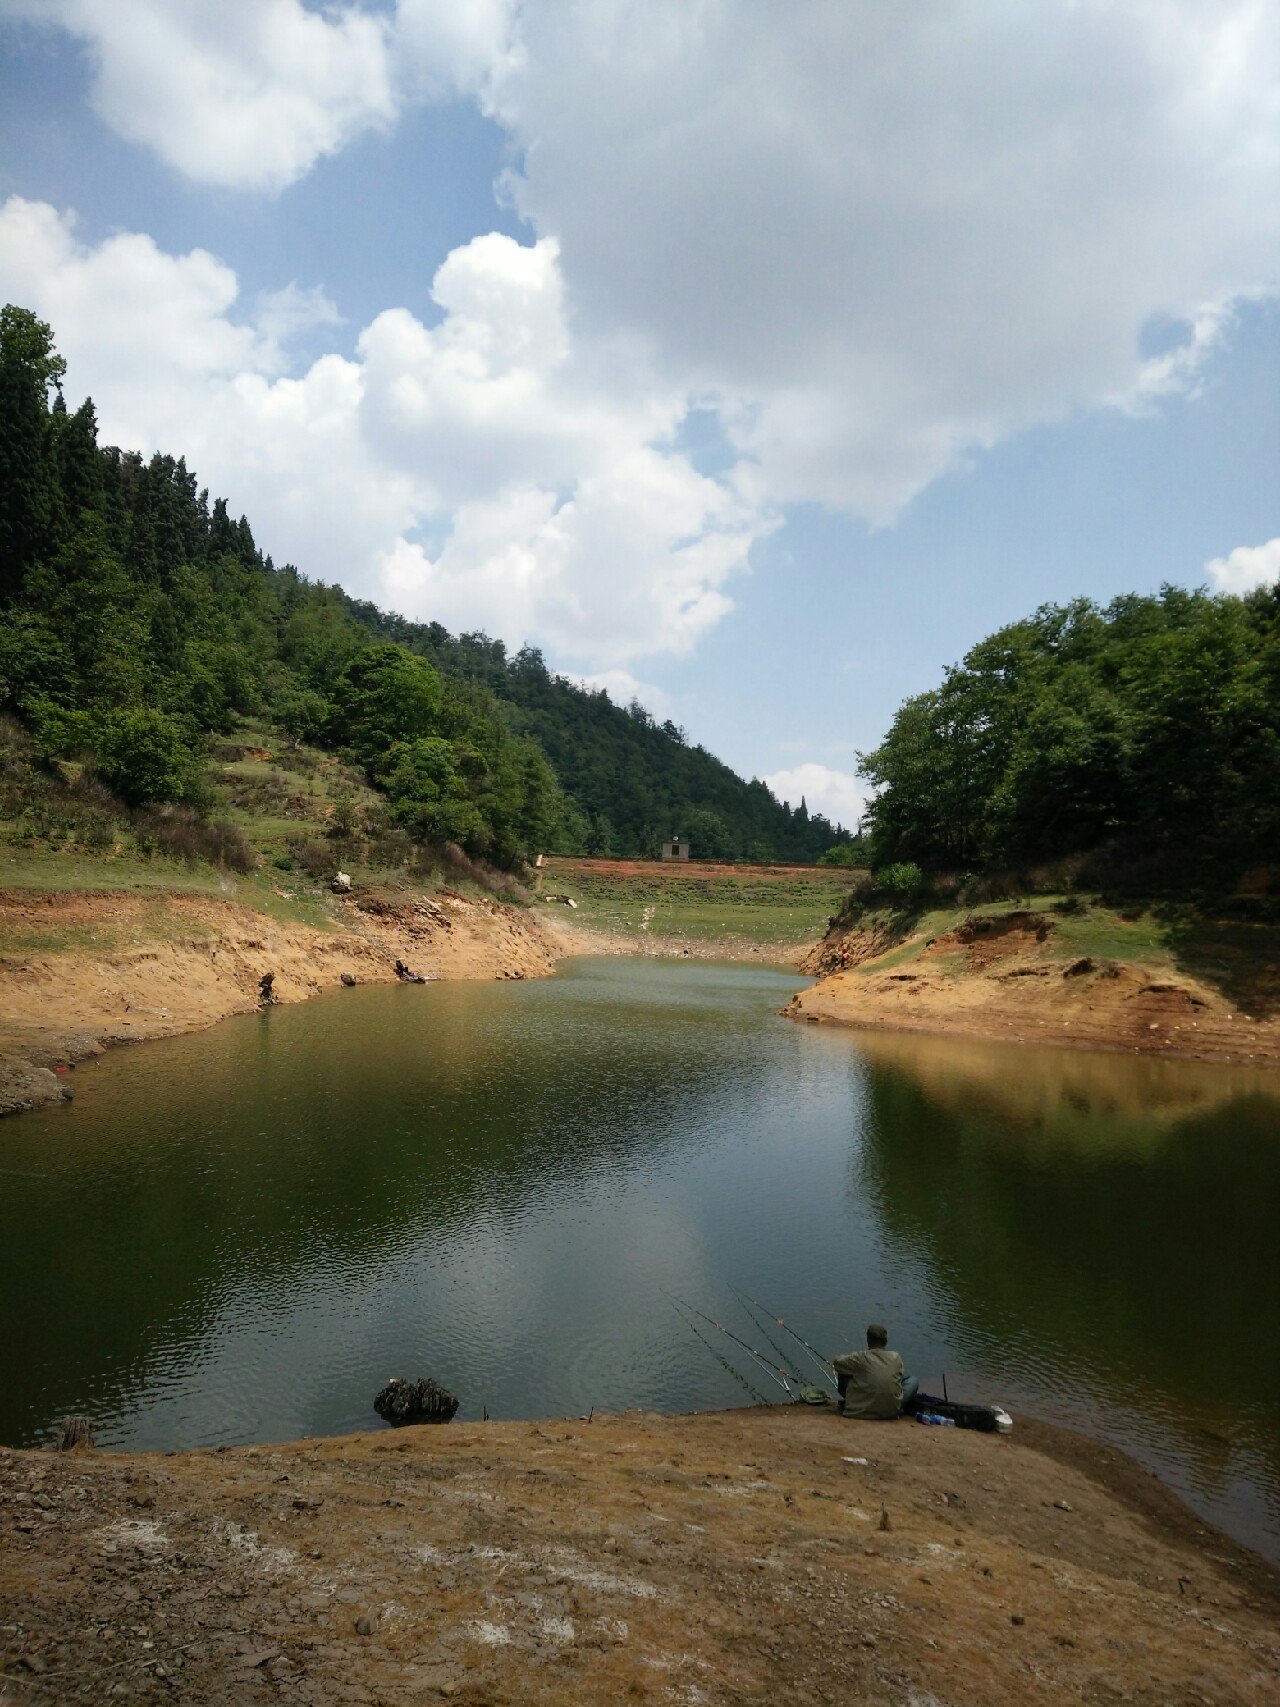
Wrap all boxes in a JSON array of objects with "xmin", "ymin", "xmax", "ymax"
[
  {"xmin": 994, "ymin": 1409, "xmax": 1013, "ymax": 1434},
  {"xmin": 332, "ymin": 871, "xmax": 351, "ymax": 893}
]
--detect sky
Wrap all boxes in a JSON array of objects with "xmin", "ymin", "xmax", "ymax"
[{"xmin": 1, "ymin": 1, "xmax": 1277, "ymax": 832}]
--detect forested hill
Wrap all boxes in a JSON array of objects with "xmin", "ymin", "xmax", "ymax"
[
  {"xmin": 0, "ymin": 306, "xmax": 847, "ymax": 867},
  {"xmin": 861, "ymin": 588, "xmax": 1280, "ymax": 883},
  {"xmin": 337, "ymin": 606, "xmax": 833, "ymax": 860}
]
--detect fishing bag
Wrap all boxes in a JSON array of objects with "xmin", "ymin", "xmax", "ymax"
[{"xmin": 910, "ymin": 1393, "xmax": 1002, "ymax": 1432}]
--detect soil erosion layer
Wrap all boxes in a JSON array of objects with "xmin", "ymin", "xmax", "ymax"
[
  {"xmin": 786, "ymin": 903, "xmax": 1280, "ymax": 1068},
  {"xmin": 0, "ymin": 887, "xmax": 567, "ymax": 1117},
  {"xmin": 2, "ymin": 1408, "xmax": 1276, "ymax": 1705}
]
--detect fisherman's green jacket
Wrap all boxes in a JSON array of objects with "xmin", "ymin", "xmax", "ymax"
[{"xmin": 832, "ymin": 1347, "xmax": 904, "ymax": 1420}]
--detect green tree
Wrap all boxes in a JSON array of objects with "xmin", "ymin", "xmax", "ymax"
[
  {"xmin": 276, "ymin": 684, "xmax": 329, "ymax": 750},
  {"xmin": 94, "ymin": 708, "xmax": 199, "ymax": 806},
  {"xmin": 0, "ymin": 306, "xmax": 66, "ymax": 596}
]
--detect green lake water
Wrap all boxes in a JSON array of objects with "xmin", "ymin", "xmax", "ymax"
[{"xmin": 3, "ymin": 956, "xmax": 1278, "ymax": 1558}]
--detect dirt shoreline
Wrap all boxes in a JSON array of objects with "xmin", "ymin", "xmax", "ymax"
[
  {"xmin": 0, "ymin": 886, "xmax": 577, "ymax": 1118},
  {"xmin": 2, "ymin": 1406, "xmax": 1275, "ymax": 1705},
  {"xmin": 784, "ymin": 908, "xmax": 1280, "ymax": 1070}
]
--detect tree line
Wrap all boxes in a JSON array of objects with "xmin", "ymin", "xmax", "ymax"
[
  {"xmin": 860, "ymin": 587, "xmax": 1280, "ymax": 882},
  {"xmin": 0, "ymin": 306, "xmax": 851, "ymax": 867}
]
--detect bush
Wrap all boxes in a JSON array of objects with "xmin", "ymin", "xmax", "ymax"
[
  {"xmin": 875, "ymin": 861, "xmax": 926, "ymax": 902},
  {"xmin": 818, "ymin": 843, "xmax": 867, "ymax": 867},
  {"xmin": 94, "ymin": 708, "xmax": 200, "ymax": 807},
  {"xmin": 135, "ymin": 806, "xmax": 254, "ymax": 872}
]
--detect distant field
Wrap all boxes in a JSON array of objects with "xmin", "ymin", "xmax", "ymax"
[{"xmin": 538, "ymin": 856, "xmax": 864, "ymax": 949}]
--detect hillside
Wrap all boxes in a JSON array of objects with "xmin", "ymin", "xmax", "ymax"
[
  {"xmin": 0, "ymin": 305, "xmax": 849, "ymax": 870},
  {"xmin": 535, "ymin": 855, "xmax": 864, "ymax": 958}
]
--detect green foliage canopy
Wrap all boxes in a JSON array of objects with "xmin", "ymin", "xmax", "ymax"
[{"xmin": 861, "ymin": 590, "xmax": 1280, "ymax": 874}]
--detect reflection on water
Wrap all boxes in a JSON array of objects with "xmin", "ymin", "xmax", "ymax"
[
  {"xmin": 849, "ymin": 1028, "xmax": 1280, "ymax": 1553},
  {"xmin": 1, "ymin": 957, "xmax": 1278, "ymax": 1559}
]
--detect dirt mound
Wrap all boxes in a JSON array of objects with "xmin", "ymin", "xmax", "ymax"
[
  {"xmin": 800, "ymin": 918, "xmax": 903, "ymax": 978},
  {"xmin": 945, "ymin": 909, "xmax": 1054, "ymax": 961},
  {"xmin": 1, "ymin": 1409, "xmax": 1274, "ymax": 1705}
]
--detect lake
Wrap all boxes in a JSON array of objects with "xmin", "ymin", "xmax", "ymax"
[{"xmin": 3, "ymin": 956, "xmax": 1278, "ymax": 1559}]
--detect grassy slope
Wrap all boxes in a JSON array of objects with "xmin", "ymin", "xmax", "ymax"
[
  {"xmin": 0, "ymin": 715, "xmax": 517, "ymax": 955},
  {"xmin": 823, "ymin": 893, "xmax": 1280, "ymax": 1023},
  {"xmin": 538, "ymin": 856, "xmax": 863, "ymax": 950}
]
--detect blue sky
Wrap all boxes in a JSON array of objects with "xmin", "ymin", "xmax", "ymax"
[{"xmin": 2, "ymin": 2, "xmax": 1277, "ymax": 828}]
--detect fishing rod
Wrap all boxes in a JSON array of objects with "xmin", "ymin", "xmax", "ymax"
[
  {"xmin": 668, "ymin": 1295, "xmax": 795, "ymax": 1397},
  {"xmin": 732, "ymin": 1289, "xmax": 839, "ymax": 1394},
  {"xmin": 732, "ymin": 1292, "xmax": 804, "ymax": 1383},
  {"xmin": 668, "ymin": 1300, "xmax": 770, "ymax": 1407}
]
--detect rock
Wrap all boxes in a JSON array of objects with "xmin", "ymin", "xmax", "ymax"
[
  {"xmin": 236, "ymin": 1647, "xmax": 281, "ymax": 1668},
  {"xmin": 1011, "ymin": 1613, "xmax": 1026, "ymax": 1626},
  {"xmin": 332, "ymin": 872, "xmax": 352, "ymax": 893},
  {"xmin": 374, "ymin": 1376, "xmax": 459, "ymax": 1426},
  {"xmin": 340, "ymin": 972, "xmax": 357, "ymax": 987},
  {"xmin": 355, "ymin": 1615, "xmax": 376, "ymax": 1637},
  {"xmin": 1054, "ymin": 1499, "xmax": 1072, "ymax": 1511},
  {"xmin": 55, "ymin": 1415, "xmax": 94, "ymax": 1451},
  {"xmin": 878, "ymin": 1506, "xmax": 892, "ymax": 1532}
]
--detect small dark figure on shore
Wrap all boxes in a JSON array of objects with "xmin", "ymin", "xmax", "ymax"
[
  {"xmin": 832, "ymin": 1324, "xmax": 919, "ymax": 1419},
  {"xmin": 258, "ymin": 972, "xmax": 276, "ymax": 1007},
  {"xmin": 395, "ymin": 960, "xmax": 424, "ymax": 983}
]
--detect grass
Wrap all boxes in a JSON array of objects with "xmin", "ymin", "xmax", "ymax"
[
  {"xmin": 0, "ymin": 845, "xmax": 340, "ymax": 932},
  {"xmin": 538, "ymin": 858, "xmax": 858, "ymax": 947}
]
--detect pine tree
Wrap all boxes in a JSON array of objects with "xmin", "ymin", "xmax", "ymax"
[{"xmin": 0, "ymin": 305, "xmax": 66, "ymax": 598}]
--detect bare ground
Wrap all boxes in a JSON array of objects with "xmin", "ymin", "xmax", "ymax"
[
  {"xmin": 786, "ymin": 910, "xmax": 1280, "ymax": 1069},
  {"xmin": 1, "ymin": 1408, "xmax": 1276, "ymax": 1706}
]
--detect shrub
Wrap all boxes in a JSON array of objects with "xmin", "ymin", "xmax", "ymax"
[
  {"xmin": 94, "ymin": 708, "xmax": 200, "ymax": 807},
  {"xmin": 875, "ymin": 861, "xmax": 926, "ymax": 902},
  {"xmin": 135, "ymin": 806, "xmax": 254, "ymax": 872}
]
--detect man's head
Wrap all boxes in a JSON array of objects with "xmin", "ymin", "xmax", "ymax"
[{"xmin": 866, "ymin": 1324, "xmax": 888, "ymax": 1349}]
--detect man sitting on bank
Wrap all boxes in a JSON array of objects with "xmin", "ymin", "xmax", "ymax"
[{"xmin": 832, "ymin": 1324, "xmax": 919, "ymax": 1419}]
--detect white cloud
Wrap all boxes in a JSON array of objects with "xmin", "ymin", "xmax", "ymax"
[
  {"xmin": 5, "ymin": 3, "xmax": 1280, "ymax": 682},
  {"xmin": 393, "ymin": 0, "xmax": 517, "ymax": 100},
  {"xmin": 0, "ymin": 198, "xmax": 766, "ymax": 667},
  {"xmin": 1206, "ymin": 538, "xmax": 1280, "ymax": 596},
  {"xmin": 1, "ymin": 0, "xmax": 518, "ymax": 193},
  {"xmin": 2, "ymin": 0, "xmax": 398, "ymax": 193},
  {"xmin": 764, "ymin": 764, "xmax": 870, "ymax": 832},
  {"xmin": 253, "ymin": 283, "xmax": 342, "ymax": 349},
  {"xmin": 489, "ymin": 0, "xmax": 1280, "ymax": 519}
]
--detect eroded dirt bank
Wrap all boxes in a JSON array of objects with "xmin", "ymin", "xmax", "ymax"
[
  {"xmin": 0, "ymin": 888, "xmax": 567, "ymax": 1117},
  {"xmin": 2, "ymin": 1408, "xmax": 1276, "ymax": 1705},
  {"xmin": 785, "ymin": 908, "xmax": 1280, "ymax": 1068}
]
